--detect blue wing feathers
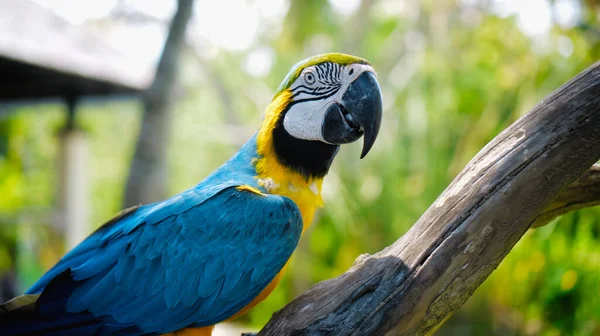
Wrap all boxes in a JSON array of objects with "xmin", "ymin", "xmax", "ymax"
[{"xmin": 3, "ymin": 136, "xmax": 303, "ymax": 335}]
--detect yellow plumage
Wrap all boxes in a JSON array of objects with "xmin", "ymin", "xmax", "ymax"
[{"xmin": 255, "ymin": 89, "xmax": 325, "ymax": 232}]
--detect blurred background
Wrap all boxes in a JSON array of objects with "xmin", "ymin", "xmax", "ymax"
[{"xmin": 0, "ymin": 0, "xmax": 599, "ymax": 335}]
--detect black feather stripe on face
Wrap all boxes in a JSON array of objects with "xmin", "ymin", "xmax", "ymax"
[{"xmin": 292, "ymin": 63, "xmax": 343, "ymax": 96}]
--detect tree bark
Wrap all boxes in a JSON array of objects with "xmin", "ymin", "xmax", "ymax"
[
  {"xmin": 532, "ymin": 164, "xmax": 600, "ymax": 228},
  {"xmin": 123, "ymin": 0, "xmax": 194, "ymax": 207},
  {"xmin": 258, "ymin": 62, "xmax": 600, "ymax": 335}
]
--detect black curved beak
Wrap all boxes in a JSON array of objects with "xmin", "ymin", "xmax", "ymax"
[{"xmin": 321, "ymin": 71, "xmax": 383, "ymax": 158}]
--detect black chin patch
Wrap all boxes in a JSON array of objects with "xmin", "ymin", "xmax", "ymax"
[{"xmin": 272, "ymin": 106, "xmax": 340, "ymax": 179}]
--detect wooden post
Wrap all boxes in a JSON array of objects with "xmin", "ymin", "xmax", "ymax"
[{"xmin": 57, "ymin": 98, "xmax": 88, "ymax": 249}]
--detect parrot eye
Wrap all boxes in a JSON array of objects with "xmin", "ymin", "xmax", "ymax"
[{"xmin": 303, "ymin": 70, "xmax": 316, "ymax": 85}]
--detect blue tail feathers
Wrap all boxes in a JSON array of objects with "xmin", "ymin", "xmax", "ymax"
[{"xmin": 0, "ymin": 270, "xmax": 150, "ymax": 336}]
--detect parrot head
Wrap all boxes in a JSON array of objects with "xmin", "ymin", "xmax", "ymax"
[{"xmin": 257, "ymin": 53, "xmax": 383, "ymax": 179}]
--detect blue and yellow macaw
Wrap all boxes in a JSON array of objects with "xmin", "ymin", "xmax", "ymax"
[{"xmin": 0, "ymin": 53, "xmax": 382, "ymax": 336}]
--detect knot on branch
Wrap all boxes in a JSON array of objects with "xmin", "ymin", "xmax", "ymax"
[{"xmin": 351, "ymin": 253, "xmax": 372, "ymax": 269}]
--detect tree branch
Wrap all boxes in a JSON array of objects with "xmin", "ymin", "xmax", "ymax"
[
  {"xmin": 258, "ymin": 62, "xmax": 600, "ymax": 335},
  {"xmin": 532, "ymin": 164, "xmax": 600, "ymax": 228}
]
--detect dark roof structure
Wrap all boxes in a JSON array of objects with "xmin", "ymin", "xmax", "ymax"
[{"xmin": 0, "ymin": 0, "xmax": 151, "ymax": 101}]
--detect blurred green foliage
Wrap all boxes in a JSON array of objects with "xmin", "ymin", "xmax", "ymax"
[{"xmin": 0, "ymin": 0, "xmax": 599, "ymax": 335}]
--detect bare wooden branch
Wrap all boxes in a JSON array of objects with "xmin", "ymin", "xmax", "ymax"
[
  {"xmin": 258, "ymin": 62, "xmax": 600, "ymax": 336},
  {"xmin": 532, "ymin": 164, "xmax": 600, "ymax": 228}
]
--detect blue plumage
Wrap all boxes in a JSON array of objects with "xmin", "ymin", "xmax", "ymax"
[{"xmin": 1, "ymin": 136, "xmax": 303, "ymax": 335}]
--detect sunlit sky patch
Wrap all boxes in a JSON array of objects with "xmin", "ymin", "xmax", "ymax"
[
  {"xmin": 243, "ymin": 47, "xmax": 275, "ymax": 78},
  {"xmin": 329, "ymin": 0, "xmax": 361, "ymax": 16},
  {"xmin": 491, "ymin": 0, "xmax": 581, "ymax": 36},
  {"xmin": 491, "ymin": 0, "xmax": 552, "ymax": 36},
  {"xmin": 554, "ymin": 0, "xmax": 581, "ymax": 28},
  {"xmin": 30, "ymin": 0, "xmax": 580, "ymax": 72},
  {"xmin": 194, "ymin": 0, "xmax": 260, "ymax": 52},
  {"xmin": 31, "ymin": 0, "xmax": 120, "ymax": 24}
]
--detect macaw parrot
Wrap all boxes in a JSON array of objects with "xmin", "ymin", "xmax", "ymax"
[{"xmin": 0, "ymin": 53, "xmax": 383, "ymax": 336}]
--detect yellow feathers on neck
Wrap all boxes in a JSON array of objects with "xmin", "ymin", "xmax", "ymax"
[{"xmin": 254, "ymin": 90, "xmax": 324, "ymax": 231}]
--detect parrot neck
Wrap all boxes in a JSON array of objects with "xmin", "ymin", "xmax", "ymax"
[{"xmin": 254, "ymin": 91, "xmax": 333, "ymax": 230}]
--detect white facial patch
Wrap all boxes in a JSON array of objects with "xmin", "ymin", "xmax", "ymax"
[
  {"xmin": 282, "ymin": 63, "xmax": 376, "ymax": 143},
  {"xmin": 283, "ymin": 100, "xmax": 332, "ymax": 142}
]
